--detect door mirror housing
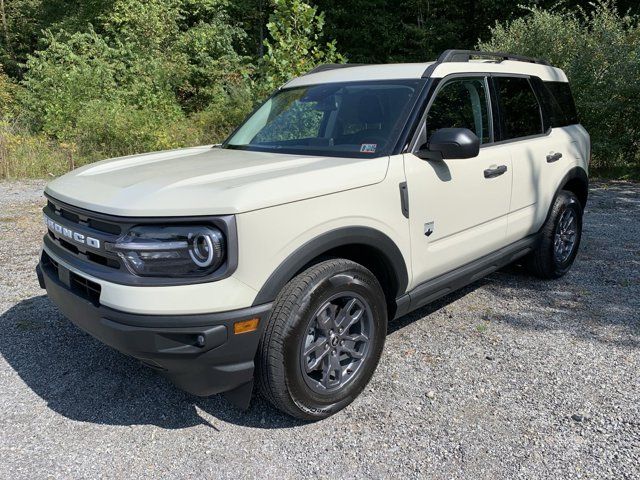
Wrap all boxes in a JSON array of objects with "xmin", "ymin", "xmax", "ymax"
[{"xmin": 415, "ymin": 128, "xmax": 480, "ymax": 160}]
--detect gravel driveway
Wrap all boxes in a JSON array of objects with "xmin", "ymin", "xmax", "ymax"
[{"xmin": 1, "ymin": 179, "xmax": 638, "ymax": 479}]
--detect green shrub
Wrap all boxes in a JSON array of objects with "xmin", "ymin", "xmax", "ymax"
[
  {"xmin": 1, "ymin": 0, "xmax": 349, "ymax": 178},
  {"xmin": 21, "ymin": 29, "xmax": 126, "ymax": 141},
  {"xmin": 191, "ymin": 82, "xmax": 255, "ymax": 144},
  {"xmin": 0, "ymin": 67, "xmax": 18, "ymax": 119},
  {"xmin": 18, "ymin": 1, "xmax": 251, "ymax": 152},
  {"xmin": 73, "ymin": 100, "xmax": 200, "ymax": 160},
  {"xmin": 259, "ymin": 0, "xmax": 345, "ymax": 95},
  {"xmin": 479, "ymin": 0, "xmax": 640, "ymax": 177}
]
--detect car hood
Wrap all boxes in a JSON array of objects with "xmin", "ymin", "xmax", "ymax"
[{"xmin": 45, "ymin": 146, "xmax": 390, "ymax": 216}]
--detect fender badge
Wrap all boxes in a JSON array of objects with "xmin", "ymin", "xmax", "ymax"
[{"xmin": 424, "ymin": 221, "xmax": 434, "ymax": 237}]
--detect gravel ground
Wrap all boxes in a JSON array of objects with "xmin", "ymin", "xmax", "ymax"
[{"xmin": 1, "ymin": 179, "xmax": 638, "ymax": 479}]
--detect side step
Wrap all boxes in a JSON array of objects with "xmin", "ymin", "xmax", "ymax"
[{"xmin": 394, "ymin": 234, "xmax": 539, "ymax": 319}]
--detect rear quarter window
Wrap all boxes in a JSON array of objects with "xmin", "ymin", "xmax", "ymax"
[{"xmin": 539, "ymin": 81, "xmax": 579, "ymax": 128}]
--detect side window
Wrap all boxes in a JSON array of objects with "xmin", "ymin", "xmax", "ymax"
[
  {"xmin": 426, "ymin": 78, "xmax": 491, "ymax": 144},
  {"xmin": 542, "ymin": 81, "xmax": 579, "ymax": 127},
  {"xmin": 495, "ymin": 77, "xmax": 543, "ymax": 140}
]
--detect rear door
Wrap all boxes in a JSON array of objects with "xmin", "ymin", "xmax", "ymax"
[
  {"xmin": 403, "ymin": 76, "xmax": 513, "ymax": 288},
  {"xmin": 534, "ymin": 79, "xmax": 587, "ymax": 221},
  {"xmin": 492, "ymin": 76, "xmax": 578, "ymax": 243}
]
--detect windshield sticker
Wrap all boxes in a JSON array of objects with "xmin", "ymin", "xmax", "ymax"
[{"xmin": 360, "ymin": 144, "xmax": 377, "ymax": 153}]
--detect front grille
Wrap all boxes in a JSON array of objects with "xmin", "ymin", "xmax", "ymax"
[
  {"xmin": 89, "ymin": 218, "xmax": 121, "ymax": 235},
  {"xmin": 45, "ymin": 198, "xmax": 123, "ymax": 271},
  {"xmin": 57, "ymin": 235, "xmax": 80, "ymax": 255},
  {"xmin": 47, "ymin": 200, "xmax": 122, "ymax": 235},
  {"xmin": 86, "ymin": 250, "xmax": 119, "ymax": 268},
  {"xmin": 60, "ymin": 208, "xmax": 80, "ymax": 224}
]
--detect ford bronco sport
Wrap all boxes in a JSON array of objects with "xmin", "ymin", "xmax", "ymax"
[{"xmin": 37, "ymin": 50, "xmax": 590, "ymax": 420}]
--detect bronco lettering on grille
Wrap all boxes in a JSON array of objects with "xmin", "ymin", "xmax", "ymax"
[{"xmin": 44, "ymin": 214, "xmax": 101, "ymax": 249}]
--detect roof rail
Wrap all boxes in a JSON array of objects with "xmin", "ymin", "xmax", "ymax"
[
  {"xmin": 305, "ymin": 63, "xmax": 365, "ymax": 75},
  {"xmin": 422, "ymin": 49, "xmax": 551, "ymax": 77}
]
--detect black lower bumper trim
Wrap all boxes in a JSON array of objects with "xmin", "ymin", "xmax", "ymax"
[
  {"xmin": 36, "ymin": 262, "xmax": 46, "ymax": 289},
  {"xmin": 38, "ymin": 252, "xmax": 271, "ymax": 405}
]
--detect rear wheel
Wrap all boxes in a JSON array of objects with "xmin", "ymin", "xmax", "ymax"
[
  {"xmin": 527, "ymin": 190, "xmax": 583, "ymax": 279},
  {"xmin": 256, "ymin": 259, "xmax": 387, "ymax": 420}
]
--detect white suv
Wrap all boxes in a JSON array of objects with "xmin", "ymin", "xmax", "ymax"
[{"xmin": 37, "ymin": 50, "xmax": 590, "ymax": 420}]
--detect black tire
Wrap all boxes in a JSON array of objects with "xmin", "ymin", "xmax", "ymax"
[
  {"xmin": 256, "ymin": 259, "xmax": 387, "ymax": 420},
  {"xmin": 527, "ymin": 190, "xmax": 583, "ymax": 279}
]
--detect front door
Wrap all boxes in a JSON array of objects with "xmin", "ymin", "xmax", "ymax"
[{"xmin": 403, "ymin": 76, "xmax": 513, "ymax": 288}]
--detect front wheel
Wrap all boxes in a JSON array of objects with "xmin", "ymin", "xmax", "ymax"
[
  {"xmin": 527, "ymin": 190, "xmax": 583, "ymax": 279},
  {"xmin": 256, "ymin": 259, "xmax": 387, "ymax": 420}
]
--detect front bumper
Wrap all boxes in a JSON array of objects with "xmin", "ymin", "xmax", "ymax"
[{"xmin": 37, "ymin": 251, "xmax": 271, "ymax": 408}]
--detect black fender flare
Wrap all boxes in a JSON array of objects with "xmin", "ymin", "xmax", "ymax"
[
  {"xmin": 252, "ymin": 226, "xmax": 409, "ymax": 305},
  {"xmin": 559, "ymin": 166, "xmax": 589, "ymax": 206},
  {"xmin": 542, "ymin": 166, "xmax": 589, "ymax": 227}
]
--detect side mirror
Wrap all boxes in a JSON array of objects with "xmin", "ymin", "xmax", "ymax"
[{"xmin": 415, "ymin": 128, "xmax": 480, "ymax": 160}]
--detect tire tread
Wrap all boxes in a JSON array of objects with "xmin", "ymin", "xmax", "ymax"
[
  {"xmin": 256, "ymin": 259, "xmax": 381, "ymax": 419},
  {"xmin": 527, "ymin": 190, "xmax": 582, "ymax": 279}
]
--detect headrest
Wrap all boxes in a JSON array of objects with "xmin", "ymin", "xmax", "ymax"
[{"xmin": 357, "ymin": 94, "xmax": 384, "ymax": 124}]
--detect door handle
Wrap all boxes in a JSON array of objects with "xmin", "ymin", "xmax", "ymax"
[
  {"xmin": 547, "ymin": 152, "xmax": 563, "ymax": 163},
  {"xmin": 484, "ymin": 165, "xmax": 508, "ymax": 179}
]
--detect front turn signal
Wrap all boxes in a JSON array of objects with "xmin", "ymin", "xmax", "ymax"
[{"xmin": 233, "ymin": 318, "xmax": 260, "ymax": 335}]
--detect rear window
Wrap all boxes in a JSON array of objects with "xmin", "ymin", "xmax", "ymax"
[
  {"xmin": 539, "ymin": 81, "xmax": 579, "ymax": 128},
  {"xmin": 495, "ymin": 77, "xmax": 544, "ymax": 140}
]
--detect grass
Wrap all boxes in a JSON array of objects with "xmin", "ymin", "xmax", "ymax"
[
  {"xmin": 1, "ymin": 128, "xmax": 81, "ymax": 179},
  {"xmin": 476, "ymin": 323, "xmax": 490, "ymax": 334}
]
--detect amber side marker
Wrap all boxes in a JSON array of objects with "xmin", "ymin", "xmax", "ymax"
[{"xmin": 233, "ymin": 318, "xmax": 260, "ymax": 334}]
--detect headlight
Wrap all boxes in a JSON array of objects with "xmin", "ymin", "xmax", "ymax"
[{"xmin": 110, "ymin": 225, "xmax": 226, "ymax": 277}]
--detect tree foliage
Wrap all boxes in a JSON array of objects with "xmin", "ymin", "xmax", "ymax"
[
  {"xmin": 1, "ymin": 0, "xmax": 639, "ymax": 178},
  {"xmin": 15, "ymin": 0, "xmax": 253, "ymax": 157},
  {"xmin": 259, "ymin": 0, "xmax": 344, "ymax": 94},
  {"xmin": 480, "ymin": 0, "xmax": 640, "ymax": 174},
  {"xmin": 313, "ymin": 0, "xmax": 640, "ymax": 63}
]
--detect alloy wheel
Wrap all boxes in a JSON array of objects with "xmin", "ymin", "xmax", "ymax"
[
  {"xmin": 299, "ymin": 293, "xmax": 373, "ymax": 394},
  {"xmin": 554, "ymin": 207, "xmax": 578, "ymax": 263}
]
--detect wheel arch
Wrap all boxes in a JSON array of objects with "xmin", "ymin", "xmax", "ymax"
[
  {"xmin": 252, "ymin": 227, "xmax": 409, "ymax": 317},
  {"xmin": 558, "ymin": 166, "xmax": 589, "ymax": 208},
  {"xmin": 540, "ymin": 166, "xmax": 588, "ymax": 233}
]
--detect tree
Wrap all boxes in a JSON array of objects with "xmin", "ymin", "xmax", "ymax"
[
  {"xmin": 479, "ymin": 0, "xmax": 640, "ymax": 175},
  {"xmin": 313, "ymin": 0, "xmax": 640, "ymax": 64},
  {"xmin": 228, "ymin": 0, "xmax": 272, "ymax": 57},
  {"xmin": 20, "ymin": 0, "xmax": 252, "ymax": 156},
  {"xmin": 0, "ymin": 0, "xmax": 114, "ymax": 78},
  {"xmin": 259, "ymin": 0, "xmax": 344, "ymax": 94}
]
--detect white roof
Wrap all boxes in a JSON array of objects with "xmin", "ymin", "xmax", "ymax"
[{"xmin": 285, "ymin": 60, "xmax": 568, "ymax": 88}]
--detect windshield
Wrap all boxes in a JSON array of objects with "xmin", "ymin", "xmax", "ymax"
[{"xmin": 223, "ymin": 80, "xmax": 424, "ymax": 157}]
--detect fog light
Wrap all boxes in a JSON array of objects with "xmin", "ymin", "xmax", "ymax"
[
  {"xmin": 196, "ymin": 334, "xmax": 206, "ymax": 347},
  {"xmin": 233, "ymin": 318, "xmax": 260, "ymax": 335}
]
